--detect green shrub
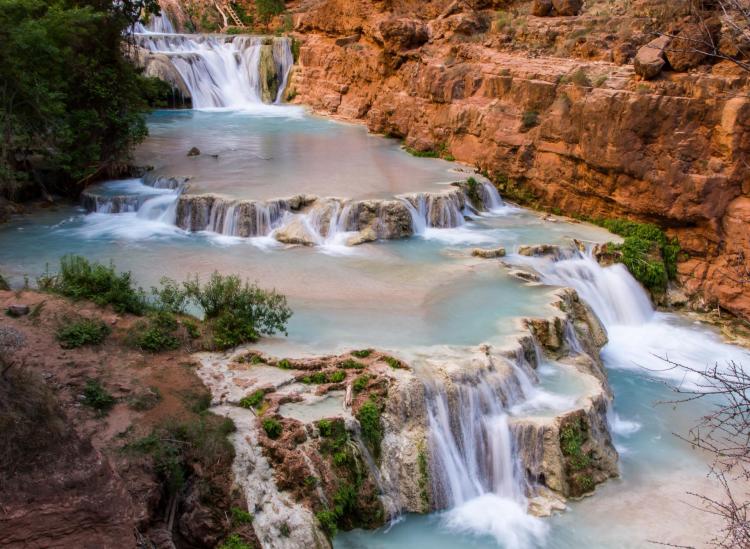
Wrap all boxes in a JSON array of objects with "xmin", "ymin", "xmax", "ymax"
[
  {"xmin": 40, "ymin": 256, "xmax": 147, "ymax": 314},
  {"xmin": 151, "ymin": 277, "xmax": 188, "ymax": 313},
  {"xmin": 239, "ymin": 390, "xmax": 265, "ymax": 410},
  {"xmin": 132, "ymin": 312, "xmax": 180, "ymax": 352},
  {"xmin": 356, "ymin": 400, "xmax": 383, "ymax": 458},
  {"xmin": 184, "ymin": 272, "xmax": 292, "ymax": 350},
  {"xmin": 383, "ymin": 356, "xmax": 402, "ymax": 369},
  {"xmin": 566, "ymin": 68, "xmax": 591, "ymax": 87},
  {"xmin": 521, "ymin": 110, "xmax": 539, "ymax": 130},
  {"xmin": 56, "ymin": 317, "xmax": 110, "ymax": 348},
  {"xmin": 316, "ymin": 509, "xmax": 338, "ymax": 538},
  {"xmin": 340, "ymin": 358, "xmax": 365, "ymax": 369},
  {"xmin": 231, "ymin": 507, "xmax": 254, "ymax": 525},
  {"xmin": 351, "ymin": 349, "xmax": 372, "ymax": 358},
  {"xmin": 182, "ymin": 318, "xmax": 200, "ymax": 339},
  {"xmin": 277, "ymin": 358, "xmax": 292, "ymax": 369},
  {"xmin": 290, "ymin": 36, "xmax": 301, "ymax": 63},
  {"xmin": 560, "ymin": 418, "xmax": 591, "ymax": 471},
  {"xmin": 594, "ymin": 218, "xmax": 680, "ymax": 293},
  {"xmin": 82, "ymin": 379, "xmax": 115, "ymax": 412},
  {"xmin": 262, "ymin": 418, "xmax": 283, "ymax": 439},
  {"xmin": 353, "ymin": 374, "xmax": 370, "ymax": 393},
  {"xmin": 303, "ymin": 371, "xmax": 328, "ymax": 384},
  {"xmin": 317, "ymin": 419, "xmax": 333, "ymax": 437},
  {"xmin": 328, "ymin": 370, "xmax": 346, "ymax": 383},
  {"xmin": 404, "ymin": 146, "xmax": 439, "ymax": 158},
  {"xmin": 218, "ymin": 534, "xmax": 253, "ymax": 549}
]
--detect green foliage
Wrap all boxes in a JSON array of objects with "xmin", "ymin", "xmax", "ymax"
[
  {"xmin": 40, "ymin": 255, "xmax": 147, "ymax": 314},
  {"xmin": 0, "ymin": 273, "xmax": 9, "ymax": 291},
  {"xmin": 218, "ymin": 534, "xmax": 253, "ymax": 549},
  {"xmin": 316, "ymin": 510, "xmax": 338, "ymax": 538},
  {"xmin": 356, "ymin": 400, "xmax": 382, "ymax": 458},
  {"xmin": 340, "ymin": 358, "xmax": 365, "ymax": 369},
  {"xmin": 262, "ymin": 417, "xmax": 282, "ymax": 439},
  {"xmin": 277, "ymin": 358, "xmax": 292, "ymax": 369},
  {"xmin": 563, "ymin": 68, "xmax": 591, "ymax": 87},
  {"xmin": 231, "ymin": 507, "xmax": 254, "ymax": 525},
  {"xmin": 353, "ymin": 374, "xmax": 370, "ymax": 393},
  {"xmin": 290, "ymin": 36, "xmax": 301, "ymax": 63},
  {"xmin": 132, "ymin": 311, "xmax": 180, "ymax": 352},
  {"xmin": 82, "ymin": 379, "xmax": 115, "ymax": 412},
  {"xmin": 404, "ymin": 146, "xmax": 439, "ymax": 158},
  {"xmin": 151, "ymin": 276, "xmax": 188, "ymax": 314},
  {"xmin": 239, "ymin": 390, "xmax": 265, "ymax": 410},
  {"xmin": 184, "ymin": 272, "xmax": 292, "ymax": 350},
  {"xmin": 418, "ymin": 447, "xmax": 430, "ymax": 511},
  {"xmin": 256, "ymin": 0, "xmax": 285, "ymax": 27},
  {"xmin": 560, "ymin": 418, "xmax": 591, "ymax": 471},
  {"xmin": 55, "ymin": 317, "xmax": 110, "ymax": 348},
  {"xmin": 329, "ymin": 370, "xmax": 346, "ymax": 383},
  {"xmin": 521, "ymin": 110, "xmax": 539, "ymax": 130},
  {"xmin": 351, "ymin": 349, "xmax": 372, "ymax": 358},
  {"xmin": 0, "ymin": 0, "xmax": 157, "ymax": 200},
  {"xmin": 382, "ymin": 356, "xmax": 403, "ymax": 369},
  {"xmin": 594, "ymin": 218, "xmax": 680, "ymax": 293},
  {"xmin": 465, "ymin": 177, "xmax": 482, "ymax": 207}
]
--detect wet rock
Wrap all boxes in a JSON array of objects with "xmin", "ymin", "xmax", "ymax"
[
  {"xmin": 634, "ymin": 35, "xmax": 671, "ymax": 80},
  {"xmin": 508, "ymin": 269, "xmax": 540, "ymax": 283},
  {"xmin": 259, "ymin": 44, "xmax": 280, "ymax": 103},
  {"xmin": 471, "ymin": 247, "xmax": 506, "ymax": 258},
  {"xmin": 531, "ymin": 0, "xmax": 553, "ymax": 17},
  {"xmin": 187, "ymin": 146, "xmax": 201, "ymax": 157},
  {"xmin": 551, "ymin": 0, "xmax": 582, "ymax": 16},
  {"xmin": 274, "ymin": 217, "xmax": 318, "ymax": 246},
  {"xmin": 518, "ymin": 244, "xmax": 560, "ymax": 257},
  {"xmin": 347, "ymin": 227, "xmax": 378, "ymax": 246},
  {"xmin": 6, "ymin": 304, "xmax": 30, "ymax": 317}
]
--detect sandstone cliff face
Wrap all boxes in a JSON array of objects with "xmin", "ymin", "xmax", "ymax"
[{"xmin": 282, "ymin": 0, "xmax": 750, "ymax": 319}]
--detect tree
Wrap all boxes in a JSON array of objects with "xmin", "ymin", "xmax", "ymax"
[
  {"xmin": 256, "ymin": 0, "xmax": 284, "ymax": 30},
  {"xmin": 0, "ymin": 0, "xmax": 160, "ymax": 201}
]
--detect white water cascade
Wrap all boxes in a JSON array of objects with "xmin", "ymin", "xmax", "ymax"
[
  {"xmin": 134, "ymin": 17, "xmax": 294, "ymax": 108},
  {"xmin": 425, "ymin": 368, "xmax": 548, "ymax": 548}
]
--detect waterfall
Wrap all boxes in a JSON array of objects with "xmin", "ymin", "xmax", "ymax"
[
  {"xmin": 425, "ymin": 367, "xmax": 547, "ymax": 548},
  {"xmin": 478, "ymin": 181, "xmax": 505, "ymax": 212},
  {"xmin": 400, "ymin": 190, "xmax": 466, "ymax": 234},
  {"xmin": 533, "ymin": 251, "xmax": 654, "ymax": 327},
  {"xmin": 135, "ymin": 28, "xmax": 294, "ymax": 109},
  {"xmin": 136, "ymin": 186, "xmax": 184, "ymax": 225},
  {"xmin": 134, "ymin": 14, "xmax": 175, "ymax": 34}
]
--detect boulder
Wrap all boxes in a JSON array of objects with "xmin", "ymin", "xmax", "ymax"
[
  {"xmin": 274, "ymin": 218, "xmax": 317, "ymax": 246},
  {"xmin": 634, "ymin": 35, "xmax": 671, "ymax": 80},
  {"xmin": 379, "ymin": 18, "xmax": 429, "ymax": 52},
  {"xmin": 551, "ymin": 0, "xmax": 582, "ymax": 16},
  {"xmin": 6, "ymin": 304, "xmax": 30, "ymax": 317},
  {"xmin": 187, "ymin": 147, "xmax": 201, "ymax": 157},
  {"xmin": 347, "ymin": 227, "xmax": 378, "ymax": 246},
  {"xmin": 532, "ymin": 0, "xmax": 553, "ymax": 17},
  {"xmin": 518, "ymin": 244, "xmax": 560, "ymax": 257}
]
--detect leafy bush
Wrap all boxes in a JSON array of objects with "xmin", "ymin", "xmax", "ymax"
[
  {"xmin": 40, "ymin": 255, "xmax": 146, "ymax": 314},
  {"xmin": 351, "ymin": 349, "xmax": 372, "ymax": 359},
  {"xmin": 82, "ymin": 379, "xmax": 115, "ymax": 412},
  {"xmin": 151, "ymin": 276, "xmax": 188, "ymax": 313},
  {"xmin": 595, "ymin": 218, "xmax": 680, "ymax": 293},
  {"xmin": 262, "ymin": 418, "xmax": 282, "ymax": 439},
  {"xmin": 560, "ymin": 418, "xmax": 590, "ymax": 471},
  {"xmin": 328, "ymin": 370, "xmax": 346, "ymax": 383},
  {"xmin": 356, "ymin": 400, "xmax": 383, "ymax": 458},
  {"xmin": 382, "ymin": 356, "xmax": 403, "ymax": 369},
  {"xmin": 316, "ymin": 509, "xmax": 338, "ymax": 538},
  {"xmin": 132, "ymin": 311, "xmax": 180, "ymax": 352},
  {"xmin": 277, "ymin": 358, "xmax": 292, "ymax": 369},
  {"xmin": 184, "ymin": 272, "xmax": 292, "ymax": 350},
  {"xmin": 56, "ymin": 317, "xmax": 110, "ymax": 348},
  {"xmin": 317, "ymin": 419, "xmax": 333, "ymax": 437},
  {"xmin": 404, "ymin": 146, "xmax": 439, "ymax": 158},
  {"xmin": 239, "ymin": 390, "xmax": 265, "ymax": 410}
]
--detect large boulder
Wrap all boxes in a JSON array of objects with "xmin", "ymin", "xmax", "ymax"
[
  {"xmin": 634, "ymin": 35, "xmax": 671, "ymax": 79},
  {"xmin": 551, "ymin": 0, "xmax": 582, "ymax": 16},
  {"xmin": 532, "ymin": 0, "xmax": 553, "ymax": 16},
  {"xmin": 379, "ymin": 18, "xmax": 429, "ymax": 52},
  {"xmin": 139, "ymin": 50, "xmax": 191, "ymax": 100},
  {"xmin": 665, "ymin": 20, "xmax": 722, "ymax": 72}
]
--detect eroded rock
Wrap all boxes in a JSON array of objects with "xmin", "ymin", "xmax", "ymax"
[{"xmin": 634, "ymin": 35, "xmax": 671, "ymax": 79}]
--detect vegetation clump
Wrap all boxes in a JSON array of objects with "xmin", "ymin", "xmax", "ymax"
[
  {"xmin": 356, "ymin": 399, "xmax": 383, "ymax": 459},
  {"xmin": 230, "ymin": 507, "xmax": 253, "ymax": 525},
  {"xmin": 262, "ymin": 417, "xmax": 282, "ymax": 439},
  {"xmin": 351, "ymin": 349, "xmax": 372, "ymax": 359},
  {"xmin": 217, "ymin": 534, "xmax": 253, "ymax": 549},
  {"xmin": 239, "ymin": 390, "xmax": 265, "ymax": 410},
  {"xmin": 40, "ymin": 255, "xmax": 147, "ymax": 314},
  {"xmin": 340, "ymin": 358, "xmax": 365, "ymax": 369},
  {"xmin": 353, "ymin": 374, "xmax": 370, "ymax": 393},
  {"xmin": 55, "ymin": 317, "xmax": 110, "ymax": 348},
  {"xmin": 595, "ymin": 218, "xmax": 680, "ymax": 293},
  {"xmin": 82, "ymin": 379, "xmax": 116, "ymax": 413},
  {"xmin": 0, "ymin": 273, "xmax": 9, "ymax": 291},
  {"xmin": 559, "ymin": 417, "xmax": 596, "ymax": 495},
  {"xmin": 132, "ymin": 311, "xmax": 181, "ymax": 352},
  {"xmin": 521, "ymin": 110, "xmax": 540, "ymax": 130}
]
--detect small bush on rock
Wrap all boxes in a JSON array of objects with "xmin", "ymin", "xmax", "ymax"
[
  {"xmin": 356, "ymin": 400, "xmax": 383, "ymax": 458},
  {"xmin": 82, "ymin": 379, "xmax": 115, "ymax": 412},
  {"xmin": 262, "ymin": 418, "xmax": 282, "ymax": 439}
]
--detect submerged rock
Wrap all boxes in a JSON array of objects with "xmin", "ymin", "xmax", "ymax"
[
  {"xmin": 187, "ymin": 147, "xmax": 201, "ymax": 157},
  {"xmin": 471, "ymin": 247, "xmax": 506, "ymax": 259}
]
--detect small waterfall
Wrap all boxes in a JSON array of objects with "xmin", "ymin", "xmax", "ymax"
[
  {"xmin": 534, "ymin": 251, "xmax": 654, "ymax": 327},
  {"xmin": 134, "ymin": 14, "xmax": 176, "ymax": 34},
  {"xmin": 478, "ymin": 181, "xmax": 505, "ymax": 212},
  {"xmin": 400, "ymin": 190, "xmax": 466, "ymax": 234},
  {"xmin": 425, "ymin": 366, "xmax": 547, "ymax": 548},
  {"xmin": 82, "ymin": 194, "xmax": 142, "ymax": 214},
  {"xmin": 134, "ymin": 31, "xmax": 295, "ymax": 108},
  {"xmin": 136, "ymin": 186, "xmax": 184, "ymax": 224}
]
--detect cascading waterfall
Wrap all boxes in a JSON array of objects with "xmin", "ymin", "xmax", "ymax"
[
  {"xmin": 425, "ymin": 366, "xmax": 548, "ymax": 548},
  {"xmin": 134, "ymin": 15, "xmax": 294, "ymax": 109},
  {"xmin": 400, "ymin": 190, "xmax": 467, "ymax": 234}
]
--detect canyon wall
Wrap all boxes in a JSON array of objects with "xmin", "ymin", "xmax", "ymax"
[{"xmin": 278, "ymin": 0, "xmax": 750, "ymax": 319}]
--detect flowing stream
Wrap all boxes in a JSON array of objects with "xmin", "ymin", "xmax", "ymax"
[{"xmin": 2, "ymin": 19, "xmax": 749, "ymax": 549}]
